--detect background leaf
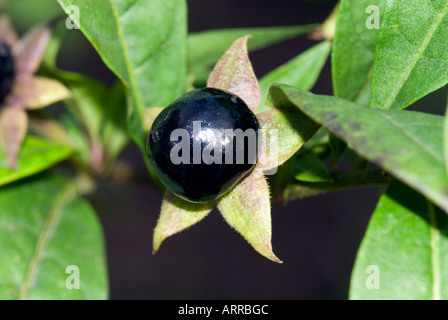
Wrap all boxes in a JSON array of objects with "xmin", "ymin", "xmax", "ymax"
[
  {"xmin": 259, "ymin": 40, "xmax": 331, "ymax": 111},
  {"xmin": 332, "ymin": 0, "xmax": 386, "ymax": 104},
  {"xmin": 100, "ymin": 81, "xmax": 128, "ymax": 171},
  {"xmin": 189, "ymin": 25, "xmax": 319, "ymax": 85},
  {"xmin": 294, "ymin": 152, "xmax": 332, "ymax": 183},
  {"xmin": 0, "ymin": 136, "xmax": 72, "ymax": 187},
  {"xmin": 329, "ymin": 132, "xmax": 347, "ymax": 168},
  {"xmin": 269, "ymin": 84, "xmax": 448, "ymax": 212},
  {"xmin": 58, "ymin": 0, "xmax": 188, "ymax": 149},
  {"xmin": 43, "ymin": 20, "xmax": 129, "ymax": 174},
  {"xmin": 350, "ymin": 181, "xmax": 448, "ymax": 300},
  {"xmin": 371, "ymin": 0, "xmax": 448, "ymax": 110},
  {"xmin": 0, "ymin": 173, "xmax": 108, "ymax": 299}
]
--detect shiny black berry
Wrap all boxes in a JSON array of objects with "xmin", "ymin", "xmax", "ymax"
[
  {"xmin": 147, "ymin": 87, "xmax": 261, "ymax": 203},
  {"xmin": 0, "ymin": 41, "xmax": 15, "ymax": 104}
]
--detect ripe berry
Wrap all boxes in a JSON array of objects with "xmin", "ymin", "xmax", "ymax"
[
  {"xmin": 0, "ymin": 41, "xmax": 15, "ymax": 104},
  {"xmin": 147, "ymin": 87, "xmax": 261, "ymax": 203}
]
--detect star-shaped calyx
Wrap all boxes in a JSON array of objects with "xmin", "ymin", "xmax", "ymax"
[
  {"xmin": 146, "ymin": 36, "xmax": 310, "ymax": 263},
  {"xmin": 0, "ymin": 16, "xmax": 71, "ymax": 168}
]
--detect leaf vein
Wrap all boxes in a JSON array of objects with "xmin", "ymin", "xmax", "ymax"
[
  {"xmin": 382, "ymin": 3, "xmax": 448, "ymax": 109},
  {"xmin": 18, "ymin": 186, "xmax": 76, "ymax": 300},
  {"xmin": 377, "ymin": 112, "xmax": 443, "ymax": 163},
  {"xmin": 108, "ymin": 0, "xmax": 145, "ymax": 122}
]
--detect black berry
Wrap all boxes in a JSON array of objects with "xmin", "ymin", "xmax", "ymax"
[
  {"xmin": 147, "ymin": 87, "xmax": 261, "ymax": 203},
  {"xmin": 0, "ymin": 41, "xmax": 15, "ymax": 104}
]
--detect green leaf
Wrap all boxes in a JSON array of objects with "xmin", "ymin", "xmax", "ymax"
[
  {"xmin": 371, "ymin": 0, "xmax": 448, "ymax": 110},
  {"xmin": 189, "ymin": 25, "xmax": 319, "ymax": 85},
  {"xmin": 58, "ymin": 0, "xmax": 188, "ymax": 148},
  {"xmin": 218, "ymin": 169, "xmax": 282, "ymax": 263},
  {"xmin": 332, "ymin": 0, "xmax": 386, "ymax": 104},
  {"xmin": 3, "ymin": 0, "xmax": 61, "ymax": 31},
  {"xmin": 0, "ymin": 136, "xmax": 73, "ymax": 187},
  {"xmin": 294, "ymin": 152, "xmax": 332, "ymax": 183},
  {"xmin": 330, "ymin": 0, "xmax": 383, "ymax": 162},
  {"xmin": 350, "ymin": 181, "xmax": 448, "ymax": 299},
  {"xmin": 43, "ymin": 69, "xmax": 128, "ymax": 173},
  {"xmin": 61, "ymin": 114, "xmax": 90, "ymax": 166},
  {"xmin": 259, "ymin": 40, "xmax": 331, "ymax": 111},
  {"xmin": 269, "ymin": 84, "xmax": 448, "ymax": 212},
  {"xmin": 0, "ymin": 173, "xmax": 108, "ymax": 299},
  {"xmin": 153, "ymin": 191, "xmax": 214, "ymax": 254},
  {"xmin": 58, "ymin": 73, "xmax": 108, "ymax": 142},
  {"xmin": 329, "ymin": 132, "xmax": 347, "ymax": 168},
  {"xmin": 101, "ymin": 81, "xmax": 128, "ymax": 170}
]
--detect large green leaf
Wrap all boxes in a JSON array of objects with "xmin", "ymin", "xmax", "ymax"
[
  {"xmin": 332, "ymin": 0, "xmax": 386, "ymax": 104},
  {"xmin": 188, "ymin": 25, "xmax": 319, "ymax": 85},
  {"xmin": 350, "ymin": 181, "xmax": 448, "ymax": 299},
  {"xmin": 259, "ymin": 40, "xmax": 331, "ymax": 110},
  {"xmin": 269, "ymin": 84, "xmax": 448, "ymax": 212},
  {"xmin": 371, "ymin": 0, "xmax": 448, "ymax": 110},
  {"xmin": 0, "ymin": 136, "xmax": 72, "ymax": 187},
  {"xmin": 58, "ymin": 0, "xmax": 188, "ymax": 148},
  {"xmin": 0, "ymin": 174, "xmax": 108, "ymax": 299}
]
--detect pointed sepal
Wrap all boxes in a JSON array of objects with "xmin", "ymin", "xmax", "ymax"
[
  {"xmin": 13, "ymin": 25, "xmax": 51, "ymax": 76},
  {"xmin": 217, "ymin": 169, "xmax": 282, "ymax": 263},
  {"xmin": 207, "ymin": 35, "xmax": 261, "ymax": 113},
  {"xmin": 9, "ymin": 76, "xmax": 71, "ymax": 109},
  {"xmin": 0, "ymin": 15, "xmax": 19, "ymax": 48},
  {"xmin": 153, "ymin": 191, "xmax": 214, "ymax": 254},
  {"xmin": 0, "ymin": 107, "xmax": 28, "ymax": 168}
]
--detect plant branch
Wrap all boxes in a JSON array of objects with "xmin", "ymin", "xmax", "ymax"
[{"xmin": 287, "ymin": 169, "xmax": 392, "ymax": 201}]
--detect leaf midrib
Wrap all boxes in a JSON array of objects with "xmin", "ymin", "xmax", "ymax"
[
  {"xmin": 377, "ymin": 112, "xmax": 443, "ymax": 164},
  {"xmin": 18, "ymin": 185, "xmax": 76, "ymax": 300},
  {"xmin": 108, "ymin": 0, "xmax": 145, "ymax": 123},
  {"xmin": 380, "ymin": 3, "xmax": 448, "ymax": 109}
]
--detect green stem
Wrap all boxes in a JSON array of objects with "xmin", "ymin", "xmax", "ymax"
[
  {"xmin": 287, "ymin": 169, "xmax": 391, "ymax": 201},
  {"xmin": 355, "ymin": 157, "xmax": 368, "ymax": 171}
]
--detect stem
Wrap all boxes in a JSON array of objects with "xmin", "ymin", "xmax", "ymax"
[
  {"xmin": 287, "ymin": 169, "xmax": 392, "ymax": 201},
  {"xmin": 355, "ymin": 156, "xmax": 368, "ymax": 171}
]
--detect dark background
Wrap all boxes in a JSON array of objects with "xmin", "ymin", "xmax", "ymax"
[{"xmin": 3, "ymin": 0, "xmax": 393, "ymax": 299}]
